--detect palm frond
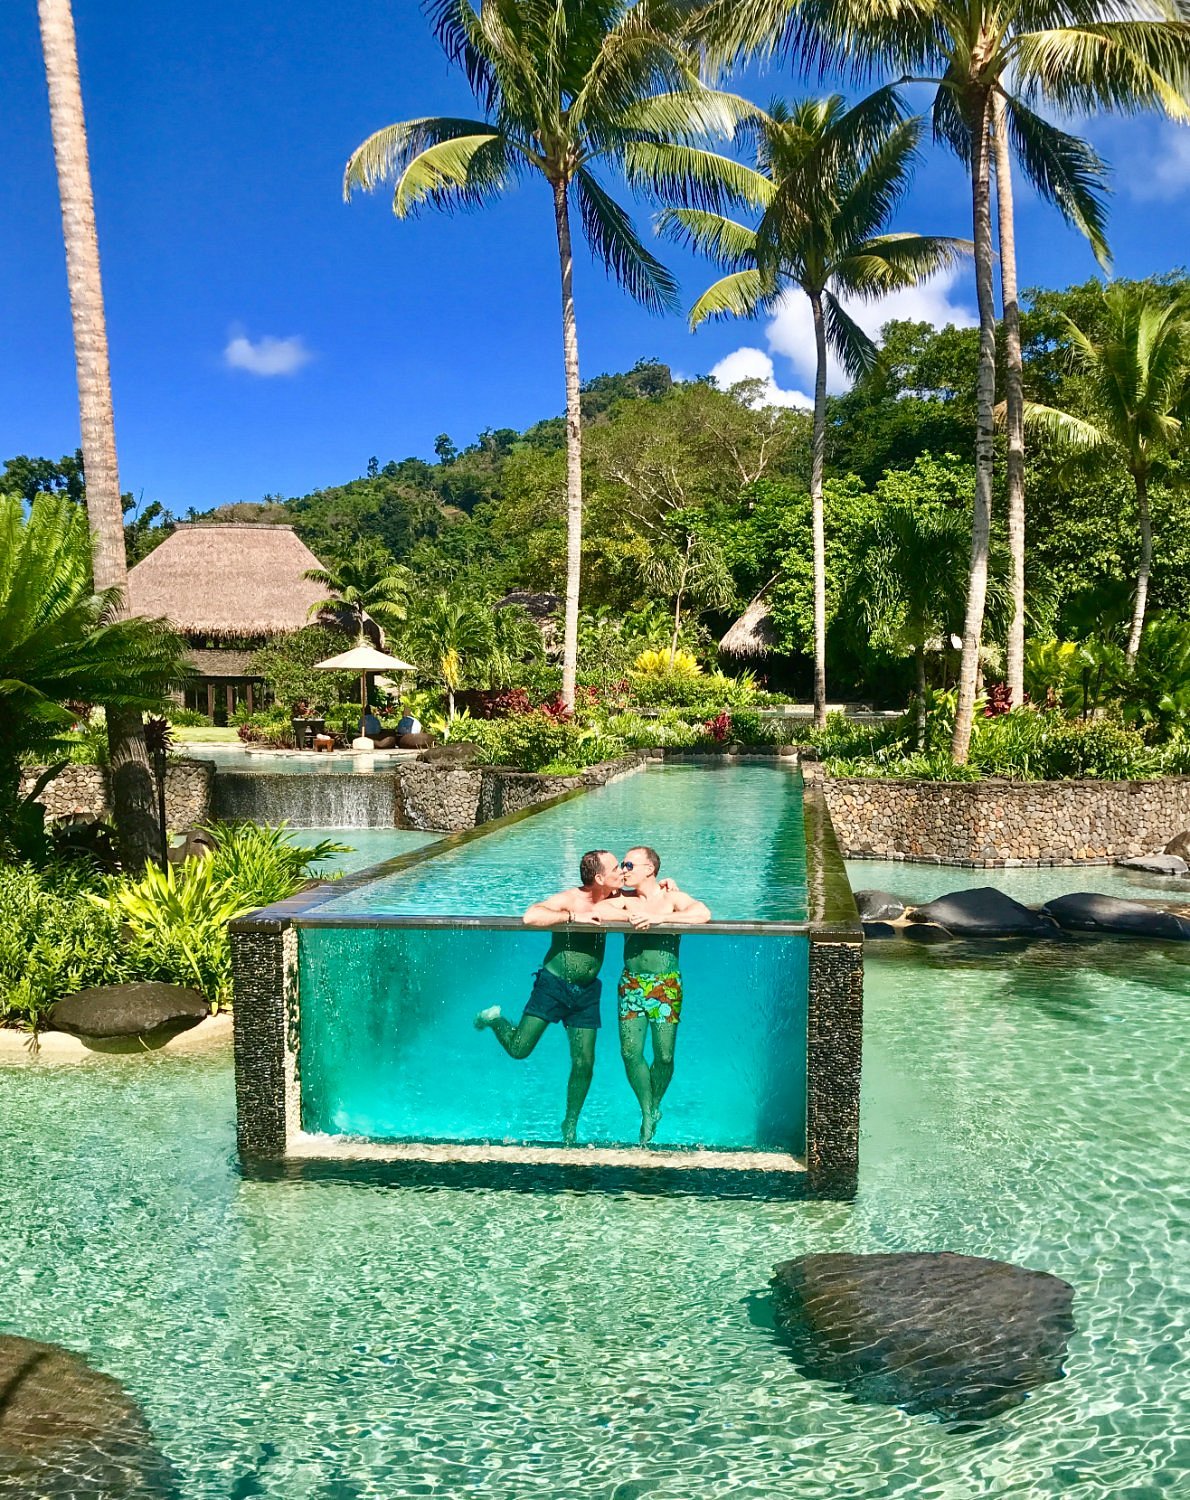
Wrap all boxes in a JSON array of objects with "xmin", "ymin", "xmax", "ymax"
[
  {"xmin": 388, "ymin": 132, "xmax": 514, "ymax": 216},
  {"xmin": 424, "ymin": 0, "xmax": 499, "ymax": 111},
  {"xmin": 931, "ymin": 74, "xmax": 971, "ymax": 166},
  {"xmin": 1022, "ymin": 400, "xmax": 1111, "ymax": 451},
  {"xmin": 688, "ymin": 269, "xmax": 769, "ymax": 328},
  {"xmin": 574, "ymin": 169, "xmax": 679, "ymax": 313},
  {"xmin": 655, "ymin": 207, "xmax": 759, "ymax": 270},
  {"xmin": 617, "ymin": 87, "xmax": 763, "ymax": 144},
  {"xmin": 621, "ymin": 141, "xmax": 773, "ymax": 210},
  {"xmin": 822, "ymin": 289, "xmax": 879, "ymax": 381},
  {"xmin": 344, "ymin": 116, "xmax": 519, "ymax": 200},
  {"xmin": 1001, "ymin": 93, "xmax": 1111, "ymax": 268},
  {"xmin": 832, "ymin": 232, "xmax": 971, "ymax": 298},
  {"xmin": 1012, "ymin": 22, "xmax": 1190, "ymax": 123}
]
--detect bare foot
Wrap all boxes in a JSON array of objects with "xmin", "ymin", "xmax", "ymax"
[
  {"xmin": 561, "ymin": 1114, "xmax": 579, "ymax": 1145},
  {"xmin": 639, "ymin": 1109, "xmax": 658, "ymax": 1146},
  {"xmin": 474, "ymin": 1005, "xmax": 502, "ymax": 1030}
]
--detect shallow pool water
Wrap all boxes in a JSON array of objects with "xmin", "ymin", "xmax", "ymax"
[
  {"xmin": 1, "ymin": 919, "xmax": 1186, "ymax": 1497},
  {"xmin": 284, "ymin": 827, "xmax": 442, "ymax": 876},
  {"xmin": 845, "ymin": 857, "xmax": 1189, "ymax": 907}
]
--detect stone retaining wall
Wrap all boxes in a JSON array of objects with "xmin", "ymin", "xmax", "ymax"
[
  {"xmin": 20, "ymin": 760, "xmax": 214, "ymax": 829},
  {"xmin": 806, "ymin": 762, "xmax": 1190, "ymax": 865},
  {"xmin": 396, "ymin": 755, "xmax": 645, "ymax": 833}
]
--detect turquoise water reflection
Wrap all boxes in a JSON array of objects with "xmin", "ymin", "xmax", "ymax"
[
  {"xmin": 299, "ymin": 927, "xmax": 809, "ymax": 1152},
  {"xmin": 0, "ymin": 930, "xmax": 1187, "ymax": 1496}
]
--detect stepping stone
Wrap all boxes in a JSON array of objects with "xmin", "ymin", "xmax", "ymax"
[
  {"xmin": 0, "ymin": 1334, "xmax": 177, "ymax": 1496},
  {"xmin": 1042, "ymin": 893, "xmax": 1190, "ymax": 941},
  {"xmin": 854, "ymin": 890, "xmax": 905, "ymax": 921},
  {"xmin": 49, "ymin": 983, "xmax": 209, "ymax": 1039},
  {"xmin": 910, "ymin": 886, "xmax": 1054, "ymax": 939},
  {"xmin": 1119, "ymin": 854, "xmax": 1188, "ymax": 876},
  {"xmin": 768, "ymin": 1251, "xmax": 1076, "ymax": 1423}
]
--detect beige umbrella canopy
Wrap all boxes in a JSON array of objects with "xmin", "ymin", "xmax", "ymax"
[{"xmin": 314, "ymin": 644, "xmax": 416, "ymax": 712}]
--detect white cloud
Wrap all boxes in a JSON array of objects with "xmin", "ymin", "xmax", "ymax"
[
  {"xmin": 1122, "ymin": 121, "xmax": 1190, "ymax": 202},
  {"xmin": 763, "ymin": 268, "xmax": 977, "ymax": 395},
  {"xmin": 223, "ymin": 332, "xmax": 314, "ymax": 377},
  {"xmin": 708, "ymin": 347, "xmax": 812, "ymax": 409}
]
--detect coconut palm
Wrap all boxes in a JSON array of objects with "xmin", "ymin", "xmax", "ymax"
[
  {"xmin": 0, "ymin": 495, "xmax": 182, "ymax": 838},
  {"xmin": 303, "ymin": 541, "xmax": 413, "ymax": 643},
  {"xmin": 343, "ymin": 0, "xmax": 757, "ymax": 711},
  {"xmin": 851, "ymin": 504, "xmax": 982, "ymax": 750},
  {"xmin": 37, "ymin": 0, "xmax": 160, "ymax": 861},
  {"xmin": 406, "ymin": 591, "xmax": 496, "ymax": 720},
  {"xmin": 659, "ymin": 91, "xmax": 967, "ymax": 725},
  {"xmin": 1022, "ymin": 282, "xmax": 1190, "ymax": 665},
  {"xmin": 696, "ymin": 0, "xmax": 1190, "ymax": 759}
]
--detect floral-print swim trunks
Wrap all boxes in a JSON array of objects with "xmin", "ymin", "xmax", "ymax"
[{"xmin": 617, "ymin": 969, "xmax": 683, "ymax": 1025}]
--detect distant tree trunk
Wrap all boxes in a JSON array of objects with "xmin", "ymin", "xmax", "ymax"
[
  {"xmin": 914, "ymin": 641, "xmax": 928, "ymax": 752},
  {"xmin": 38, "ymin": 0, "xmax": 159, "ymax": 865},
  {"xmin": 554, "ymin": 179, "xmax": 582, "ymax": 712},
  {"xmin": 952, "ymin": 92, "xmax": 997, "ymax": 766},
  {"xmin": 809, "ymin": 291, "xmax": 829, "ymax": 729},
  {"xmin": 670, "ymin": 537, "xmax": 693, "ymax": 659},
  {"xmin": 1126, "ymin": 470, "xmax": 1152, "ymax": 665},
  {"xmin": 993, "ymin": 94, "xmax": 1027, "ymax": 709}
]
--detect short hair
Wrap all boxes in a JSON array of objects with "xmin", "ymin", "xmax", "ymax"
[
  {"xmin": 580, "ymin": 849, "xmax": 613, "ymax": 886},
  {"xmin": 629, "ymin": 845, "xmax": 661, "ymax": 876}
]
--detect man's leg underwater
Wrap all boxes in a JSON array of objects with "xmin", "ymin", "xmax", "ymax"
[
  {"xmin": 561, "ymin": 1026, "xmax": 595, "ymax": 1144},
  {"xmin": 618, "ymin": 1015, "xmax": 655, "ymax": 1144},
  {"xmin": 475, "ymin": 1009, "xmax": 549, "ymax": 1060},
  {"xmin": 649, "ymin": 1020, "xmax": 677, "ymax": 1116}
]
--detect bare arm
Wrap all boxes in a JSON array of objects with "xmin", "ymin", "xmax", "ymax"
[
  {"xmin": 573, "ymin": 896, "xmax": 632, "ymax": 925},
  {"xmin": 666, "ymin": 890, "xmax": 711, "ymax": 925},
  {"xmin": 523, "ymin": 890, "xmax": 581, "ymax": 927}
]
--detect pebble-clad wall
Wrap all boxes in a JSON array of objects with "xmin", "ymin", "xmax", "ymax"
[
  {"xmin": 807, "ymin": 762, "xmax": 1190, "ymax": 864},
  {"xmin": 20, "ymin": 760, "xmax": 214, "ymax": 828}
]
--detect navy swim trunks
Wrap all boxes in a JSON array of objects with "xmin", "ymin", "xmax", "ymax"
[{"xmin": 522, "ymin": 967, "xmax": 602, "ymax": 1031}]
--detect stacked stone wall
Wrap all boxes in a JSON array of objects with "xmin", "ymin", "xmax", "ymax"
[
  {"xmin": 807, "ymin": 763, "xmax": 1190, "ymax": 864},
  {"xmin": 20, "ymin": 759, "xmax": 214, "ymax": 829}
]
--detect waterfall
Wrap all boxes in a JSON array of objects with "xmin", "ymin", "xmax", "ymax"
[{"xmin": 211, "ymin": 771, "xmax": 397, "ymax": 828}]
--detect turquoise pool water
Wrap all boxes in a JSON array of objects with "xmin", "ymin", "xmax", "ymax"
[
  {"xmin": 319, "ymin": 763, "xmax": 809, "ymax": 920},
  {"xmin": 299, "ymin": 928, "xmax": 809, "ymax": 1151},
  {"xmin": 2, "ymin": 926, "xmax": 1186, "ymax": 1497},
  {"xmin": 299, "ymin": 766, "xmax": 810, "ymax": 1152},
  {"xmin": 846, "ymin": 858, "xmax": 1188, "ymax": 907}
]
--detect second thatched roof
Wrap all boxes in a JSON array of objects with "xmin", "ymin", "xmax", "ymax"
[
  {"xmin": 128, "ymin": 524, "xmax": 332, "ymax": 639},
  {"xmin": 720, "ymin": 596, "xmax": 778, "ymax": 658}
]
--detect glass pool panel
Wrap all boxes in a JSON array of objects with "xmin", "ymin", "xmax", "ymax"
[
  {"xmin": 319, "ymin": 763, "xmax": 809, "ymax": 921},
  {"xmin": 298, "ymin": 926, "xmax": 809, "ymax": 1153}
]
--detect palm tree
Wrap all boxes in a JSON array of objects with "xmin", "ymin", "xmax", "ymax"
[
  {"xmin": 37, "ymin": 0, "xmax": 160, "ymax": 862},
  {"xmin": 303, "ymin": 540, "xmax": 413, "ymax": 643},
  {"xmin": 0, "ymin": 495, "xmax": 182, "ymax": 839},
  {"xmin": 1022, "ymin": 282, "xmax": 1190, "ymax": 665},
  {"xmin": 343, "ymin": 0, "xmax": 756, "ymax": 711},
  {"xmin": 406, "ymin": 591, "xmax": 496, "ymax": 720},
  {"xmin": 489, "ymin": 603, "xmax": 545, "ymax": 689},
  {"xmin": 697, "ymin": 0, "xmax": 1190, "ymax": 759},
  {"xmin": 660, "ymin": 91, "xmax": 967, "ymax": 725},
  {"xmin": 850, "ymin": 504, "xmax": 978, "ymax": 749}
]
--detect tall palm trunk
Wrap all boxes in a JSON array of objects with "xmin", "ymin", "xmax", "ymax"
[
  {"xmin": 951, "ymin": 91, "xmax": 997, "ymax": 766},
  {"xmin": 809, "ymin": 291, "xmax": 829, "ymax": 728},
  {"xmin": 38, "ymin": 0, "xmax": 159, "ymax": 864},
  {"xmin": 554, "ymin": 179, "xmax": 582, "ymax": 712},
  {"xmin": 993, "ymin": 94, "xmax": 1026, "ymax": 708},
  {"xmin": 1126, "ymin": 470, "xmax": 1152, "ymax": 665},
  {"xmin": 914, "ymin": 640, "xmax": 928, "ymax": 752}
]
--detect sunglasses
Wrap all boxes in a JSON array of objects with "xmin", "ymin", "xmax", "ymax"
[{"xmin": 622, "ymin": 859, "xmax": 648, "ymax": 872}]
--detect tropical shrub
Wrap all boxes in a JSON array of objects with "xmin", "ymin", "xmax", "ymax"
[
  {"xmin": 633, "ymin": 648, "xmax": 701, "ymax": 677},
  {"xmin": 250, "ymin": 625, "xmax": 355, "ymax": 713},
  {"xmin": 629, "ymin": 668, "xmax": 758, "ymax": 712}
]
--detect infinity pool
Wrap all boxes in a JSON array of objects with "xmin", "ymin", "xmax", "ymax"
[{"xmin": 2, "ymin": 930, "xmax": 1185, "ymax": 1497}]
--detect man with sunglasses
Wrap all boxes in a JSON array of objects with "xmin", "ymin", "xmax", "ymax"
[{"xmin": 583, "ymin": 846, "xmax": 710, "ymax": 1144}]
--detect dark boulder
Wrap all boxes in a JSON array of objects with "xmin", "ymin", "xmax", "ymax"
[
  {"xmin": 901, "ymin": 922, "xmax": 952, "ymax": 944},
  {"xmin": 862, "ymin": 922, "xmax": 899, "ymax": 940},
  {"xmin": 49, "ymin": 983, "xmax": 209, "ymax": 1039},
  {"xmin": 854, "ymin": 890, "xmax": 906, "ymax": 921},
  {"xmin": 0, "ymin": 1334, "xmax": 178, "ymax": 1496},
  {"xmin": 167, "ymin": 826, "xmax": 217, "ymax": 866},
  {"xmin": 1042, "ymin": 892, "xmax": 1190, "ymax": 941},
  {"xmin": 419, "ymin": 742, "xmax": 476, "ymax": 765},
  {"xmin": 768, "ymin": 1252, "xmax": 1076, "ymax": 1423},
  {"xmin": 910, "ymin": 886, "xmax": 1054, "ymax": 939},
  {"xmin": 1164, "ymin": 830, "xmax": 1190, "ymax": 862}
]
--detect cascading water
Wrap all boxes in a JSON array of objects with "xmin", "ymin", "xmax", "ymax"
[{"xmin": 211, "ymin": 771, "xmax": 397, "ymax": 828}]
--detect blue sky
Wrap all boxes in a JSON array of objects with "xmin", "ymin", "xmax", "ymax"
[{"xmin": 2, "ymin": 1, "xmax": 1189, "ymax": 515}]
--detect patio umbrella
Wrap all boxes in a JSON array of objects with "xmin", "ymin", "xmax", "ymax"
[{"xmin": 313, "ymin": 644, "xmax": 416, "ymax": 714}]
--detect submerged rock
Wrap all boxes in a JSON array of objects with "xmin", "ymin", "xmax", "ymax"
[
  {"xmin": 861, "ymin": 921, "xmax": 899, "ymax": 940},
  {"xmin": 1163, "ymin": 830, "xmax": 1190, "ymax": 862},
  {"xmin": 1042, "ymin": 892, "xmax": 1190, "ymax": 941},
  {"xmin": 910, "ymin": 886, "xmax": 1054, "ymax": 939},
  {"xmin": 769, "ymin": 1252, "xmax": 1075, "ymax": 1423},
  {"xmin": 1119, "ymin": 854, "xmax": 1188, "ymax": 876},
  {"xmin": 49, "ymin": 982, "xmax": 208, "ymax": 1039},
  {"xmin": 853, "ymin": 890, "xmax": 906, "ymax": 921},
  {"xmin": 901, "ymin": 922, "xmax": 952, "ymax": 944},
  {"xmin": 0, "ymin": 1334, "xmax": 177, "ymax": 1496}
]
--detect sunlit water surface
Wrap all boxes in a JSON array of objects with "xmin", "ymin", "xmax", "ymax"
[{"xmin": 2, "ymin": 926, "xmax": 1187, "ymax": 1497}]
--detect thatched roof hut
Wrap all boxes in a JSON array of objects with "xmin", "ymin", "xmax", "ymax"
[
  {"xmin": 720, "ymin": 596, "xmax": 778, "ymax": 659},
  {"xmin": 127, "ymin": 524, "xmax": 332, "ymax": 641}
]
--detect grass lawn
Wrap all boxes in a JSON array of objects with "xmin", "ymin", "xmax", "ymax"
[{"xmin": 170, "ymin": 725, "xmax": 240, "ymax": 743}]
